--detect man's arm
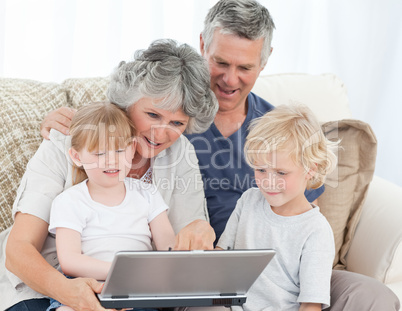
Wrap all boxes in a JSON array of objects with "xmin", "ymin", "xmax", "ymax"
[
  {"xmin": 40, "ymin": 107, "xmax": 76, "ymax": 139},
  {"xmin": 6, "ymin": 213, "xmax": 106, "ymax": 311}
]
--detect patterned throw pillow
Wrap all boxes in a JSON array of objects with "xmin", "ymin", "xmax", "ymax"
[
  {"xmin": 0, "ymin": 78, "xmax": 68, "ymax": 231},
  {"xmin": 320, "ymin": 119, "xmax": 377, "ymax": 269},
  {"xmin": 62, "ymin": 77, "xmax": 109, "ymax": 109}
]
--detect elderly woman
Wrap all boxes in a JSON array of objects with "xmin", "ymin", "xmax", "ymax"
[{"xmin": 2, "ymin": 39, "xmax": 218, "ymax": 311}]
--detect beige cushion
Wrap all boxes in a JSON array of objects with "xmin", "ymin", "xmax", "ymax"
[
  {"xmin": 320, "ymin": 119, "xmax": 377, "ymax": 269},
  {"xmin": 0, "ymin": 78, "xmax": 68, "ymax": 231},
  {"xmin": 252, "ymin": 73, "xmax": 352, "ymax": 122},
  {"xmin": 62, "ymin": 77, "xmax": 109, "ymax": 108}
]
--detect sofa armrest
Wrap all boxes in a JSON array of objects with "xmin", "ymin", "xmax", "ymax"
[
  {"xmin": 386, "ymin": 281, "xmax": 402, "ymax": 304},
  {"xmin": 346, "ymin": 176, "xmax": 402, "ymax": 285}
]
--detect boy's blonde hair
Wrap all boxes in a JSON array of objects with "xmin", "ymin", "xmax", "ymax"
[
  {"xmin": 245, "ymin": 104, "xmax": 338, "ymax": 189},
  {"xmin": 69, "ymin": 101, "xmax": 135, "ymax": 185}
]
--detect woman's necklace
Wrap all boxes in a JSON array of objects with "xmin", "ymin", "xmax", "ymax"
[{"xmin": 128, "ymin": 155, "xmax": 151, "ymax": 180}]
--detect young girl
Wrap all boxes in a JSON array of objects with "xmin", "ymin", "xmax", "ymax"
[
  {"xmin": 217, "ymin": 104, "xmax": 338, "ymax": 311},
  {"xmin": 47, "ymin": 101, "xmax": 175, "ymax": 311}
]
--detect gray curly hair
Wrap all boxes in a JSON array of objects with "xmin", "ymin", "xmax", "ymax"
[
  {"xmin": 202, "ymin": 0, "xmax": 275, "ymax": 67},
  {"xmin": 107, "ymin": 39, "xmax": 218, "ymax": 134}
]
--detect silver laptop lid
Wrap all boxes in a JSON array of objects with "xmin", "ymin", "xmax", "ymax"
[{"xmin": 100, "ymin": 249, "xmax": 275, "ymax": 299}]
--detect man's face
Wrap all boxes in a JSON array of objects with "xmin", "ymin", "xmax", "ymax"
[{"xmin": 201, "ymin": 30, "xmax": 265, "ymax": 114}]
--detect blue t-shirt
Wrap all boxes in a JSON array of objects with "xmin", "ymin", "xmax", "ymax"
[{"xmin": 186, "ymin": 92, "xmax": 324, "ymax": 241}]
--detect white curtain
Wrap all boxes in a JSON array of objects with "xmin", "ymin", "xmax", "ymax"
[
  {"xmin": 0, "ymin": 0, "xmax": 217, "ymax": 81},
  {"xmin": 1, "ymin": 0, "xmax": 401, "ymax": 187},
  {"xmin": 264, "ymin": 0, "xmax": 402, "ymax": 188}
]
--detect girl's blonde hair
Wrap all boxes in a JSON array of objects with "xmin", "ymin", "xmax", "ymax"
[
  {"xmin": 245, "ymin": 104, "xmax": 338, "ymax": 189},
  {"xmin": 69, "ymin": 101, "xmax": 135, "ymax": 185}
]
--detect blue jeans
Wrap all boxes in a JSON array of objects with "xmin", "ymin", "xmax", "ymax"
[{"xmin": 6, "ymin": 298, "xmax": 50, "ymax": 311}]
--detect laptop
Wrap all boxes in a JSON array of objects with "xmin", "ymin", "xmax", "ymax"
[{"xmin": 98, "ymin": 249, "xmax": 275, "ymax": 309}]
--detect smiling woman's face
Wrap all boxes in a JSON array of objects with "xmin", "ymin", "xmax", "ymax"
[{"xmin": 127, "ymin": 97, "xmax": 190, "ymax": 159}]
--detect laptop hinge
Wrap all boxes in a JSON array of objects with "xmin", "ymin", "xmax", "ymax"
[{"xmin": 220, "ymin": 293, "xmax": 237, "ymax": 296}]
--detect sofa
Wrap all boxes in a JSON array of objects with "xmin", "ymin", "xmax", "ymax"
[{"xmin": 0, "ymin": 73, "xmax": 401, "ymax": 303}]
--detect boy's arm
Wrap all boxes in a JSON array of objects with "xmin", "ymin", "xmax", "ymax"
[
  {"xmin": 56, "ymin": 228, "xmax": 111, "ymax": 281},
  {"xmin": 298, "ymin": 220, "xmax": 335, "ymax": 309},
  {"xmin": 299, "ymin": 302, "xmax": 322, "ymax": 311},
  {"xmin": 215, "ymin": 196, "xmax": 244, "ymax": 250},
  {"xmin": 149, "ymin": 211, "xmax": 175, "ymax": 250}
]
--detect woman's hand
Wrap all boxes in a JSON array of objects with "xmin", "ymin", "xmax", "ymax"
[
  {"xmin": 299, "ymin": 302, "xmax": 322, "ymax": 311},
  {"xmin": 63, "ymin": 278, "xmax": 142, "ymax": 311},
  {"xmin": 6, "ymin": 213, "xmax": 108, "ymax": 311},
  {"xmin": 40, "ymin": 106, "xmax": 76, "ymax": 139},
  {"xmin": 57, "ymin": 277, "xmax": 107, "ymax": 311},
  {"xmin": 174, "ymin": 219, "xmax": 215, "ymax": 250}
]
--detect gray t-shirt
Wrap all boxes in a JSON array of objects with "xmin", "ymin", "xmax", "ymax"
[{"xmin": 217, "ymin": 188, "xmax": 335, "ymax": 311}]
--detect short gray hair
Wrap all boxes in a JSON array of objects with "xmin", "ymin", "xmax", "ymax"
[
  {"xmin": 202, "ymin": 0, "xmax": 275, "ymax": 67},
  {"xmin": 107, "ymin": 39, "xmax": 218, "ymax": 134}
]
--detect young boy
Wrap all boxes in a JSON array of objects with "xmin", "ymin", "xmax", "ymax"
[{"xmin": 217, "ymin": 104, "xmax": 338, "ymax": 311}]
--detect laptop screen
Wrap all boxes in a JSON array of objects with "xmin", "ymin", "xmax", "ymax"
[{"xmin": 98, "ymin": 249, "xmax": 275, "ymax": 309}]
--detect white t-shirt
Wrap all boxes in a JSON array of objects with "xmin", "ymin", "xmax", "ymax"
[
  {"xmin": 217, "ymin": 188, "xmax": 335, "ymax": 311},
  {"xmin": 49, "ymin": 177, "xmax": 168, "ymax": 262}
]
